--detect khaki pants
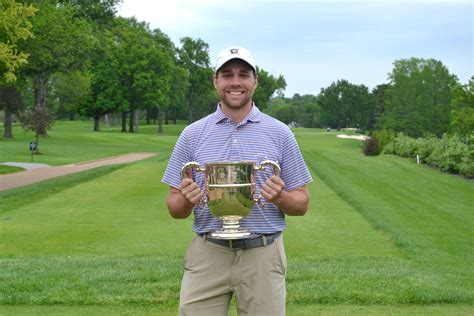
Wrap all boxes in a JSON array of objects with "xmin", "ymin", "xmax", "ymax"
[{"xmin": 179, "ymin": 234, "xmax": 287, "ymax": 316}]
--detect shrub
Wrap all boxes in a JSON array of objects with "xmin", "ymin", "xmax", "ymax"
[
  {"xmin": 363, "ymin": 137, "xmax": 380, "ymax": 156},
  {"xmin": 414, "ymin": 134, "xmax": 438, "ymax": 163},
  {"xmin": 426, "ymin": 134, "xmax": 471, "ymax": 175},
  {"xmin": 385, "ymin": 132, "xmax": 473, "ymax": 178},
  {"xmin": 384, "ymin": 133, "xmax": 418, "ymax": 157},
  {"xmin": 370, "ymin": 129, "xmax": 395, "ymax": 153}
]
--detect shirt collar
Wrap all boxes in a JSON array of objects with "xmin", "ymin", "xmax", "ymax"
[{"xmin": 213, "ymin": 103, "xmax": 262, "ymax": 124}]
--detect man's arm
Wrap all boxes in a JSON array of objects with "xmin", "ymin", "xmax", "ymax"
[
  {"xmin": 260, "ymin": 175, "xmax": 310, "ymax": 216},
  {"xmin": 166, "ymin": 178, "xmax": 202, "ymax": 219}
]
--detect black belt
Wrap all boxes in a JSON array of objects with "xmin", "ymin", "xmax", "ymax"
[{"xmin": 199, "ymin": 231, "xmax": 282, "ymax": 250}]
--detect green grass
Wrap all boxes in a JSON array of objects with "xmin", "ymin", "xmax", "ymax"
[
  {"xmin": 0, "ymin": 121, "xmax": 473, "ymax": 314},
  {"xmin": 0, "ymin": 165, "xmax": 24, "ymax": 175},
  {"xmin": 0, "ymin": 120, "xmax": 182, "ymax": 166}
]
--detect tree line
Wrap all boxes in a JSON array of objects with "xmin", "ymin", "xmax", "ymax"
[
  {"xmin": 1, "ymin": 0, "xmax": 472, "ymax": 142},
  {"xmin": 0, "ymin": 0, "xmax": 286, "ymax": 140},
  {"xmin": 267, "ymin": 61, "xmax": 472, "ymax": 138}
]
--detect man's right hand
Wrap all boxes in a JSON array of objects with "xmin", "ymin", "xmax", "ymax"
[{"xmin": 179, "ymin": 178, "xmax": 203, "ymax": 206}]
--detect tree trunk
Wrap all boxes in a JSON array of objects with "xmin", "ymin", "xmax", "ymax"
[
  {"xmin": 146, "ymin": 108, "xmax": 152, "ymax": 125},
  {"xmin": 135, "ymin": 109, "xmax": 139, "ymax": 132},
  {"xmin": 165, "ymin": 110, "xmax": 169, "ymax": 125},
  {"xmin": 104, "ymin": 113, "xmax": 110, "ymax": 128},
  {"xmin": 157, "ymin": 107, "xmax": 163, "ymax": 133},
  {"xmin": 1, "ymin": 84, "xmax": 22, "ymax": 138},
  {"xmin": 188, "ymin": 106, "xmax": 193, "ymax": 124},
  {"xmin": 129, "ymin": 110, "xmax": 135, "ymax": 133},
  {"xmin": 35, "ymin": 75, "xmax": 49, "ymax": 136},
  {"xmin": 35, "ymin": 132, "xmax": 40, "ymax": 154},
  {"xmin": 3, "ymin": 107, "xmax": 13, "ymax": 138},
  {"xmin": 121, "ymin": 111, "xmax": 127, "ymax": 132},
  {"xmin": 93, "ymin": 116, "xmax": 100, "ymax": 131}
]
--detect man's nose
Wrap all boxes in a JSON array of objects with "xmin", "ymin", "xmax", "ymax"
[{"xmin": 230, "ymin": 75, "xmax": 241, "ymax": 86}]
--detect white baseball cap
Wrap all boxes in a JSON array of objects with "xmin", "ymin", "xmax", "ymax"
[{"xmin": 215, "ymin": 46, "xmax": 256, "ymax": 74}]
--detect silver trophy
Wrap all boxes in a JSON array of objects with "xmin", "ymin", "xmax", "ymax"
[{"xmin": 181, "ymin": 160, "xmax": 280, "ymax": 239}]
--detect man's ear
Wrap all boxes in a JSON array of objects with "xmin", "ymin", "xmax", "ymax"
[{"xmin": 213, "ymin": 74, "xmax": 218, "ymax": 89}]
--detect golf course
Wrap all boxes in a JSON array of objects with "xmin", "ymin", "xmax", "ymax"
[{"xmin": 0, "ymin": 121, "xmax": 472, "ymax": 315}]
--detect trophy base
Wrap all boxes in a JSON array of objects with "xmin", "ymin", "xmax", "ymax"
[
  {"xmin": 209, "ymin": 215, "xmax": 257, "ymax": 240},
  {"xmin": 210, "ymin": 230, "xmax": 254, "ymax": 240}
]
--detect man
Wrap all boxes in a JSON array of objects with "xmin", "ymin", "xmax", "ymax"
[{"xmin": 162, "ymin": 46, "xmax": 312, "ymax": 315}]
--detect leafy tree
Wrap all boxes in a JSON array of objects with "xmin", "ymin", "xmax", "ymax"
[
  {"xmin": 0, "ymin": 0, "xmax": 36, "ymax": 138},
  {"xmin": 371, "ymin": 83, "xmax": 390, "ymax": 130},
  {"xmin": 379, "ymin": 58, "xmax": 458, "ymax": 137},
  {"xmin": 0, "ymin": 83, "xmax": 23, "ymax": 138},
  {"xmin": 20, "ymin": 105, "xmax": 53, "ymax": 152},
  {"xmin": 253, "ymin": 67, "xmax": 286, "ymax": 110},
  {"xmin": 291, "ymin": 94, "xmax": 319, "ymax": 128},
  {"xmin": 166, "ymin": 64, "xmax": 189, "ymax": 124},
  {"xmin": 451, "ymin": 77, "xmax": 474, "ymax": 137},
  {"xmin": 19, "ymin": 1, "xmax": 93, "ymax": 134},
  {"xmin": 58, "ymin": 0, "xmax": 121, "ymax": 28},
  {"xmin": 266, "ymin": 98, "xmax": 295, "ymax": 124},
  {"xmin": 0, "ymin": 0, "xmax": 36, "ymax": 83},
  {"xmin": 109, "ymin": 18, "xmax": 175, "ymax": 132},
  {"xmin": 51, "ymin": 70, "xmax": 91, "ymax": 120},
  {"xmin": 317, "ymin": 79, "xmax": 375, "ymax": 130},
  {"xmin": 177, "ymin": 37, "xmax": 214, "ymax": 123}
]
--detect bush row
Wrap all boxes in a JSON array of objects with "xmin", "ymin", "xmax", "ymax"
[{"xmin": 364, "ymin": 131, "xmax": 473, "ymax": 178}]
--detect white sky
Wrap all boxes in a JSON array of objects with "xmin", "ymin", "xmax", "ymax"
[{"xmin": 117, "ymin": 0, "xmax": 473, "ymax": 97}]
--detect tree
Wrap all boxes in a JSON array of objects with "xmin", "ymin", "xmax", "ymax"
[
  {"xmin": 0, "ymin": 0, "xmax": 36, "ymax": 83},
  {"xmin": 166, "ymin": 64, "xmax": 189, "ymax": 124},
  {"xmin": 20, "ymin": 105, "xmax": 53, "ymax": 153},
  {"xmin": 20, "ymin": 1, "xmax": 93, "ymax": 134},
  {"xmin": 51, "ymin": 70, "xmax": 91, "ymax": 120},
  {"xmin": 0, "ymin": 0, "xmax": 36, "ymax": 138},
  {"xmin": 451, "ymin": 77, "xmax": 474, "ymax": 137},
  {"xmin": 0, "ymin": 83, "xmax": 23, "ymax": 138},
  {"xmin": 379, "ymin": 58, "xmax": 458, "ymax": 137},
  {"xmin": 177, "ymin": 37, "xmax": 214, "ymax": 123},
  {"xmin": 317, "ymin": 79, "xmax": 375, "ymax": 130},
  {"xmin": 291, "ymin": 94, "xmax": 319, "ymax": 128},
  {"xmin": 109, "ymin": 18, "xmax": 175, "ymax": 133},
  {"xmin": 371, "ymin": 83, "xmax": 390, "ymax": 130},
  {"xmin": 253, "ymin": 67, "xmax": 286, "ymax": 110}
]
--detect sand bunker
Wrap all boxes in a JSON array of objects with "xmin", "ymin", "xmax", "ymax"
[{"xmin": 336, "ymin": 134, "xmax": 369, "ymax": 141}]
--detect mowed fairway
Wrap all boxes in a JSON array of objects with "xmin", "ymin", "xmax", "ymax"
[{"xmin": 0, "ymin": 122, "xmax": 473, "ymax": 315}]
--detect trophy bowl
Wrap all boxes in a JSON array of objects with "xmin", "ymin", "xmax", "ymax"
[{"xmin": 181, "ymin": 160, "xmax": 280, "ymax": 239}]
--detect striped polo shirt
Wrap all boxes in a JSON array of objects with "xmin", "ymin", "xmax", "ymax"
[{"xmin": 162, "ymin": 104, "xmax": 313, "ymax": 234}]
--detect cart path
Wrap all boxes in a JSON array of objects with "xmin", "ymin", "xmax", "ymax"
[{"xmin": 0, "ymin": 152, "xmax": 157, "ymax": 192}]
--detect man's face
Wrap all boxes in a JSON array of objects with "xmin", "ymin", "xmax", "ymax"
[{"xmin": 213, "ymin": 59, "xmax": 258, "ymax": 110}]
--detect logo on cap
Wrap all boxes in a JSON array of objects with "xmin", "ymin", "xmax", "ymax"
[{"xmin": 229, "ymin": 48, "xmax": 239, "ymax": 54}]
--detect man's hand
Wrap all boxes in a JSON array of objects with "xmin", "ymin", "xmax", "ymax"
[
  {"xmin": 260, "ymin": 175, "xmax": 309, "ymax": 216},
  {"xmin": 179, "ymin": 178, "xmax": 203, "ymax": 206},
  {"xmin": 260, "ymin": 175, "xmax": 285, "ymax": 204},
  {"xmin": 166, "ymin": 177, "xmax": 203, "ymax": 219}
]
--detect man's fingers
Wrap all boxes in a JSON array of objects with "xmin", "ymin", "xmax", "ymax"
[{"xmin": 180, "ymin": 178, "xmax": 202, "ymax": 204}]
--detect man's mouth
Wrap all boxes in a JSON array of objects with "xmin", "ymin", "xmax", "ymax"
[{"xmin": 228, "ymin": 91, "xmax": 244, "ymax": 95}]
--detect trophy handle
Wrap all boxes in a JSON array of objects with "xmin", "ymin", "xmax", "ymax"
[
  {"xmin": 254, "ymin": 160, "xmax": 281, "ymax": 207},
  {"xmin": 181, "ymin": 161, "xmax": 206, "ymax": 207},
  {"xmin": 181, "ymin": 161, "xmax": 204, "ymax": 179}
]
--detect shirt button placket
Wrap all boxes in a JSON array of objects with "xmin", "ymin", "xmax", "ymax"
[{"xmin": 230, "ymin": 125, "xmax": 241, "ymax": 161}]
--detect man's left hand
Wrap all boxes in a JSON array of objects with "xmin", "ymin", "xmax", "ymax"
[{"xmin": 260, "ymin": 175, "xmax": 285, "ymax": 204}]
